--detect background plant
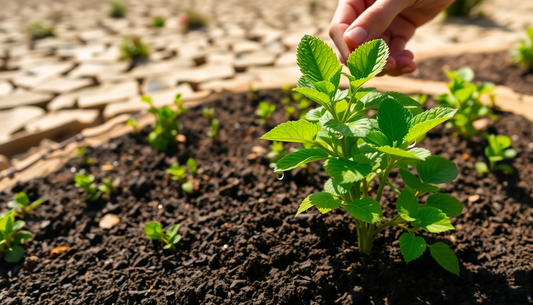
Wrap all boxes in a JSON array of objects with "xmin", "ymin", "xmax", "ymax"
[
  {"xmin": 267, "ymin": 142, "xmax": 288, "ymax": 169},
  {"xmin": 73, "ymin": 147, "xmax": 93, "ymax": 166},
  {"xmin": 263, "ymin": 35, "xmax": 462, "ymax": 274},
  {"xmin": 152, "ymin": 16, "xmax": 165, "ymax": 28},
  {"xmin": 444, "ymin": 0, "xmax": 483, "ymax": 17},
  {"xmin": 281, "ymin": 85, "xmax": 312, "ymax": 119},
  {"xmin": 74, "ymin": 174, "xmax": 100, "ymax": 202},
  {"xmin": 166, "ymin": 158, "xmax": 200, "ymax": 194},
  {"xmin": 145, "ymin": 222, "xmax": 181, "ymax": 253},
  {"xmin": 143, "ymin": 94, "xmax": 187, "ymax": 151},
  {"xmin": 99, "ymin": 178, "xmax": 121, "ymax": 197},
  {"xmin": 120, "ymin": 36, "xmax": 149, "ymax": 61},
  {"xmin": 109, "ymin": 1, "xmax": 126, "ymax": 18},
  {"xmin": 476, "ymin": 134, "xmax": 517, "ymax": 174},
  {"xmin": 26, "ymin": 22, "xmax": 55, "ymax": 40},
  {"xmin": 0, "ymin": 210, "xmax": 33, "ymax": 263},
  {"xmin": 511, "ymin": 28, "xmax": 533, "ymax": 72},
  {"xmin": 126, "ymin": 117, "xmax": 140, "ymax": 133},
  {"xmin": 434, "ymin": 67, "xmax": 496, "ymax": 138},
  {"xmin": 203, "ymin": 108, "xmax": 220, "ymax": 138},
  {"xmin": 256, "ymin": 101, "xmax": 276, "ymax": 125},
  {"xmin": 7, "ymin": 192, "xmax": 43, "ymax": 219},
  {"xmin": 180, "ymin": 9, "xmax": 208, "ymax": 31}
]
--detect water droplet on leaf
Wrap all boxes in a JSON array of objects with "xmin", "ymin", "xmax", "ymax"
[
  {"xmin": 408, "ymin": 141, "xmax": 416, "ymax": 149},
  {"xmin": 275, "ymin": 171, "xmax": 284, "ymax": 180}
]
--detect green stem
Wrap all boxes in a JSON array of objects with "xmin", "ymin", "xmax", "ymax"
[
  {"xmin": 373, "ymin": 214, "xmax": 401, "ymax": 238},
  {"xmin": 375, "ymin": 157, "xmax": 396, "ymax": 203}
]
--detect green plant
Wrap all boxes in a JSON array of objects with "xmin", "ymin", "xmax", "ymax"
[
  {"xmin": 109, "ymin": 1, "xmax": 126, "ymax": 18},
  {"xmin": 120, "ymin": 36, "xmax": 149, "ymax": 61},
  {"xmin": 249, "ymin": 84, "xmax": 259, "ymax": 101},
  {"xmin": 166, "ymin": 158, "xmax": 200, "ymax": 194},
  {"xmin": 152, "ymin": 16, "xmax": 165, "ymax": 28},
  {"xmin": 434, "ymin": 67, "xmax": 496, "ymax": 138},
  {"xmin": 74, "ymin": 174, "xmax": 100, "ymax": 202},
  {"xmin": 99, "ymin": 178, "xmax": 121, "ymax": 197},
  {"xmin": 0, "ymin": 210, "xmax": 33, "ymax": 263},
  {"xmin": 26, "ymin": 22, "xmax": 55, "ymax": 40},
  {"xmin": 475, "ymin": 134, "xmax": 517, "ymax": 174},
  {"xmin": 127, "ymin": 117, "xmax": 140, "ymax": 133},
  {"xmin": 144, "ymin": 222, "xmax": 181, "ymax": 253},
  {"xmin": 262, "ymin": 35, "xmax": 462, "ymax": 274},
  {"xmin": 180, "ymin": 9, "xmax": 208, "ymax": 31},
  {"xmin": 267, "ymin": 142, "xmax": 288, "ymax": 169},
  {"xmin": 143, "ymin": 94, "xmax": 187, "ymax": 151},
  {"xmin": 511, "ymin": 28, "xmax": 533, "ymax": 72},
  {"xmin": 7, "ymin": 192, "xmax": 43, "ymax": 219},
  {"xmin": 73, "ymin": 147, "xmax": 93, "ymax": 166},
  {"xmin": 444, "ymin": 0, "xmax": 483, "ymax": 17},
  {"xmin": 203, "ymin": 108, "xmax": 220, "ymax": 138},
  {"xmin": 256, "ymin": 101, "xmax": 276, "ymax": 124},
  {"xmin": 282, "ymin": 85, "xmax": 313, "ymax": 119}
]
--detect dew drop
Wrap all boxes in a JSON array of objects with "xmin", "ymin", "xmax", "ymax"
[
  {"xmin": 408, "ymin": 141, "xmax": 416, "ymax": 149},
  {"xmin": 70, "ymin": 167, "xmax": 76, "ymax": 173},
  {"xmin": 157, "ymin": 204, "xmax": 163, "ymax": 210},
  {"xmin": 275, "ymin": 171, "xmax": 284, "ymax": 180},
  {"xmin": 223, "ymin": 244, "xmax": 229, "ymax": 249},
  {"xmin": 112, "ymin": 161, "xmax": 119, "ymax": 167},
  {"xmin": 79, "ymin": 169, "xmax": 86, "ymax": 175},
  {"xmin": 376, "ymin": 169, "xmax": 382, "ymax": 174},
  {"xmin": 336, "ymin": 134, "xmax": 344, "ymax": 139}
]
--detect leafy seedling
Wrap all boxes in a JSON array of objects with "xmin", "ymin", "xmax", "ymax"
[
  {"xmin": 203, "ymin": 108, "xmax": 220, "ymax": 138},
  {"xmin": 127, "ymin": 117, "xmax": 140, "ymax": 133},
  {"xmin": 281, "ymin": 85, "xmax": 313, "ymax": 119},
  {"xmin": 267, "ymin": 142, "xmax": 288, "ymax": 169},
  {"xmin": 143, "ymin": 94, "xmax": 188, "ymax": 151},
  {"xmin": 434, "ymin": 67, "xmax": 496, "ymax": 138},
  {"xmin": 0, "ymin": 210, "xmax": 33, "ymax": 263},
  {"xmin": 7, "ymin": 192, "xmax": 43, "ymax": 219},
  {"xmin": 99, "ymin": 177, "xmax": 121, "ymax": 197},
  {"xmin": 445, "ymin": 0, "xmax": 483, "ymax": 17},
  {"xmin": 74, "ymin": 174, "xmax": 101, "ymax": 202},
  {"xmin": 109, "ymin": 1, "xmax": 126, "ymax": 18},
  {"xmin": 26, "ymin": 22, "xmax": 55, "ymax": 40},
  {"xmin": 262, "ymin": 35, "xmax": 462, "ymax": 275},
  {"xmin": 511, "ymin": 28, "xmax": 533, "ymax": 72},
  {"xmin": 249, "ymin": 84, "xmax": 259, "ymax": 101},
  {"xmin": 73, "ymin": 147, "xmax": 93, "ymax": 166},
  {"xmin": 120, "ymin": 36, "xmax": 149, "ymax": 61},
  {"xmin": 166, "ymin": 158, "xmax": 201, "ymax": 194},
  {"xmin": 256, "ymin": 101, "xmax": 276, "ymax": 125},
  {"xmin": 144, "ymin": 222, "xmax": 181, "ymax": 253},
  {"xmin": 153, "ymin": 16, "xmax": 165, "ymax": 28},
  {"xmin": 476, "ymin": 134, "xmax": 517, "ymax": 174}
]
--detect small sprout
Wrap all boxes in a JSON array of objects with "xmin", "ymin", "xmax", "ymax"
[
  {"xmin": 73, "ymin": 147, "xmax": 93, "ymax": 166},
  {"xmin": 166, "ymin": 158, "xmax": 201, "ymax": 194},
  {"xmin": 476, "ymin": 134, "xmax": 517, "ymax": 174},
  {"xmin": 180, "ymin": 9, "xmax": 208, "ymax": 32},
  {"xmin": 26, "ymin": 22, "xmax": 55, "ymax": 40},
  {"xmin": 120, "ymin": 36, "xmax": 149, "ymax": 61},
  {"xmin": 126, "ymin": 117, "xmax": 140, "ymax": 133},
  {"xmin": 0, "ymin": 210, "xmax": 33, "ymax": 263},
  {"xmin": 7, "ymin": 192, "xmax": 43, "ymax": 219},
  {"xmin": 203, "ymin": 108, "xmax": 214, "ymax": 121},
  {"xmin": 74, "ymin": 174, "xmax": 101, "ymax": 202},
  {"xmin": 249, "ymin": 84, "xmax": 259, "ymax": 101},
  {"xmin": 99, "ymin": 177, "xmax": 121, "ymax": 197},
  {"xmin": 445, "ymin": 0, "xmax": 484, "ymax": 17},
  {"xmin": 152, "ymin": 16, "xmax": 165, "ymax": 28},
  {"xmin": 511, "ymin": 28, "xmax": 533, "ymax": 72},
  {"xmin": 144, "ymin": 222, "xmax": 181, "ymax": 253},
  {"xmin": 203, "ymin": 108, "xmax": 219, "ymax": 138},
  {"xmin": 143, "ymin": 94, "xmax": 187, "ymax": 151},
  {"xmin": 267, "ymin": 142, "xmax": 288, "ymax": 169},
  {"xmin": 109, "ymin": 1, "xmax": 126, "ymax": 18},
  {"xmin": 256, "ymin": 101, "xmax": 276, "ymax": 125}
]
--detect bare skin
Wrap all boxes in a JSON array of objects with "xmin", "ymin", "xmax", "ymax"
[{"xmin": 329, "ymin": 0, "xmax": 454, "ymax": 76}]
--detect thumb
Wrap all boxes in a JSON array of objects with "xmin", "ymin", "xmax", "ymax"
[{"xmin": 343, "ymin": 0, "xmax": 411, "ymax": 50}]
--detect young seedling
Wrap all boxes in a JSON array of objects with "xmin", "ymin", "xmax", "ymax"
[
  {"xmin": 180, "ymin": 9, "xmax": 208, "ymax": 32},
  {"xmin": 109, "ymin": 1, "xmax": 126, "ymax": 18},
  {"xmin": 120, "ymin": 36, "xmax": 149, "ymax": 62},
  {"xmin": 26, "ymin": 22, "xmax": 55, "ymax": 40},
  {"xmin": 74, "ymin": 174, "xmax": 101, "ymax": 202},
  {"xmin": 435, "ymin": 67, "xmax": 496, "ymax": 138},
  {"xmin": 445, "ymin": 0, "xmax": 483, "ymax": 17},
  {"xmin": 511, "ymin": 28, "xmax": 533, "ymax": 72},
  {"xmin": 249, "ymin": 84, "xmax": 259, "ymax": 101},
  {"xmin": 152, "ymin": 16, "xmax": 165, "ymax": 28},
  {"xmin": 0, "ymin": 210, "xmax": 33, "ymax": 263},
  {"xmin": 203, "ymin": 108, "xmax": 220, "ymax": 138},
  {"xmin": 73, "ymin": 147, "xmax": 93, "ymax": 166},
  {"xmin": 166, "ymin": 158, "xmax": 200, "ymax": 194},
  {"xmin": 144, "ymin": 222, "xmax": 181, "ymax": 253},
  {"xmin": 256, "ymin": 101, "xmax": 276, "ymax": 125},
  {"xmin": 126, "ymin": 117, "xmax": 140, "ymax": 133},
  {"xmin": 7, "ymin": 192, "xmax": 43, "ymax": 219},
  {"xmin": 476, "ymin": 134, "xmax": 517, "ymax": 174},
  {"xmin": 267, "ymin": 142, "xmax": 288, "ymax": 169},
  {"xmin": 143, "ymin": 94, "xmax": 188, "ymax": 151},
  {"xmin": 99, "ymin": 177, "xmax": 121, "ymax": 197},
  {"xmin": 263, "ymin": 35, "xmax": 462, "ymax": 275}
]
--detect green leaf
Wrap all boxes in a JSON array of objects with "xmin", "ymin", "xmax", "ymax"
[
  {"xmin": 399, "ymin": 233, "xmax": 427, "ymax": 263},
  {"xmin": 429, "ymin": 242, "xmax": 460, "ymax": 275},
  {"xmin": 274, "ymin": 148, "xmax": 328, "ymax": 172},
  {"xmin": 293, "ymin": 88, "xmax": 331, "ymax": 108},
  {"xmin": 296, "ymin": 192, "xmax": 342, "ymax": 216},
  {"xmin": 296, "ymin": 35, "xmax": 342, "ymax": 84},
  {"xmin": 475, "ymin": 162, "xmax": 489, "ymax": 174},
  {"xmin": 322, "ymin": 115, "xmax": 371, "ymax": 138},
  {"xmin": 314, "ymin": 81, "xmax": 336, "ymax": 97},
  {"xmin": 15, "ymin": 192, "xmax": 29, "ymax": 205},
  {"xmin": 417, "ymin": 156, "xmax": 458, "ymax": 184},
  {"xmin": 262, "ymin": 120, "xmax": 321, "ymax": 144},
  {"xmin": 305, "ymin": 107, "xmax": 326, "ymax": 122},
  {"xmin": 418, "ymin": 207, "xmax": 454, "ymax": 233},
  {"xmin": 144, "ymin": 222, "xmax": 163, "ymax": 240},
  {"xmin": 29, "ymin": 200, "xmax": 44, "ymax": 210},
  {"xmin": 404, "ymin": 108, "xmax": 457, "ymax": 143},
  {"xmin": 296, "ymin": 76, "xmax": 315, "ymax": 89},
  {"xmin": 323, "ymin": 158, "xmax": 372, "ymax": 184},
  {"xmin": 13, "ymin": 231, "xmax": 33, "ymax": 245},
  {"xmin": 397, "ymin": 190, "xmax": 419, "ymax": 221},
  {"xmin": 343, "ymin": 198, "xmax": 383, "ymax": 223},
  {"xmin": 346, "ymin": 39, "xmax": 389, "ymax": 80},
  {"xmin": 365, "ymin": 130, "xmax": 389, "ymax": 147},
  {"xmin": 323, "ymin": 178, "xmax": 351, "ymax": 195},
  {"xmin": 399, "ymin": 169, "xmax": 440, "ymax": 194},
  {"xmin": 5, "ymin": 245, "xmax": 24, "ymax": 263},
  {"xmin": 334, "ymin": 89, "xmax": 349, "ymax": 102},
  {"xmin": 386, "ymin": 92, "xmax": 423, "ymax": 109},
  {"xmin": 11, "ymin": 220, "xmax": 25, "ymax": 232},
  {"xmin": 427, "ymin": 193, "xmax": 463, "ymax": 218},
  {"xmin": 378, "ymin": 146, "xmax": 431, "ymax": 161},
  {"xmin": 170, "ymin": 234, "xmax": 182, "ymax": 245},
  {"xmin": 7, "ymin": 201, "xmax": 21, "ymax": 209},
  {"xmin": 186, "ymin": 158, "xmax": 197, "ymax": 174},
  {"xmin": 377, "ymin": 97, "xmax": 411, "ymax": 145},
  {"xmin": 181, "ymin": 181, "xmax": 194, "ymax": 194},
  {"xmin": 166, "ymin": 224, "xmax": 180, "ymax": 239},
  {"xmin": 296, "ymin": 196, "xmax": 314, "ymax": 216}
]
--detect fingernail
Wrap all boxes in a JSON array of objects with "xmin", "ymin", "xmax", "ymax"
[
  {"xmin": 401, "ymin": 67, "xmax": 413, "ymax": 73},
  {"xmin": 346, "ymin": 27, "xmax": 367, "ymax": 45}
]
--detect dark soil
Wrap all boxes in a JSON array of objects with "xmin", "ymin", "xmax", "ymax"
[
  {"xmin": 1, "ymin": 90, "xmax": 533, "ymax": 305},
  {"xmin": 410, "ymin": 51, "xmax": 533, "ymax": 95}
]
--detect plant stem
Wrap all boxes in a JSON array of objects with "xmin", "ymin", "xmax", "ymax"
[
  {"xmin": 375, "ymin": 157, "xmax": 396, "ymax": 203},
  {"xmin": 373, "ymin": 214, "xmax": 401, "ymax": 238}
]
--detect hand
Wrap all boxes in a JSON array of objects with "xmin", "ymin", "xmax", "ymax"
[{"xmin": 329, "ymin": 0, "xmax": 454, "ymax": 76}]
